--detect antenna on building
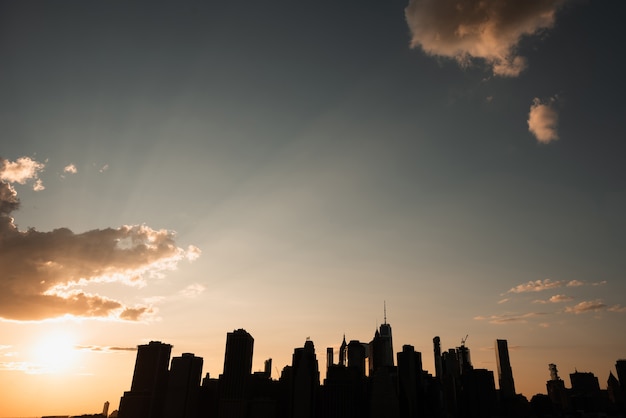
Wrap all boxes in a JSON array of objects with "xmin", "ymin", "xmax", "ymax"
[{"xmin": 384, "ymin": 300, "xmax": 387, "ymax": 325}]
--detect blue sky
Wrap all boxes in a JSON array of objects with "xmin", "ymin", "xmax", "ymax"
[{"xmin": 1, "ymin": 0, "xmax": 626, "ymax": 415}]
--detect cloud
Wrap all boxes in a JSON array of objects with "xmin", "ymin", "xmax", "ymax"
[
  {"xmin": 533, "ymin": 294, "xmax": 574, "ymax": 304},
  {"xmin": 566, "ymin": 279, "xmax": 584, "ymax": 287},
  {"xmin": 0, "ymin": 157, "xmax": 45, "ymax": 191},
  {"xmin": 565, "ymin": 299, "xmax": 606, "ymax": 314},
  {"xmin": 528, "ymin": 97, "xmax": 559, "ymax": 143},
  {"xmin": 178, "ymin": 283, "xmax": 206, "ymax": 298},
  {"xmin": 0, "ymin": 156, "xmax": 200, "ymax": 322},
  {"xmin": 63, "ymin": 164, "xmax": 78, "ymax": 174},
  {"xmin": 608, "ymin": 305, "xmax": 626, "ymax": 313},
  {"xmin": 497, "ymin": 298, "xmax": 510, "ymax": 304},
  {"xmin": 474, "ymin": 312, "xmax": 546, "ymax": 324},
  {"xmin": 405, "ymin": 0, "xmax": 566, "ymax": 76},
  {"xmin": 75, "ymin": 345, "xmax": 136, "ymax": 353},
  {"xmin": 508, "ymin": 278, "xmax": 564, "ymax": 293},
  {"xmin": 99, "ymin": 164, "xmax": 109, "ymax": 173}
]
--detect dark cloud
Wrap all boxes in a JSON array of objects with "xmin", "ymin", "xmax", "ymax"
[
  {"xmin": 405, "ymin": 0, "xmax": 566, "ymax": 76},
  {"xmin": 0, "ymin": 157, "xmax": 200, "ymax": 322}
]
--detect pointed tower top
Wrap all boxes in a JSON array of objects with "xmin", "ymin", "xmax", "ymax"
[{"xmin": 384, "ymin": 300, "xmax": 387, "ymax": 325}]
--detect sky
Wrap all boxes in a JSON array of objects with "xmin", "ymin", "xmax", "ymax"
[{"xmin": 1, "ymin": 0, "xmax": 626, "ymax": 416}]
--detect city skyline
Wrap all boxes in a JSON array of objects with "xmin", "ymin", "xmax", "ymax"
[{"xmin": 1, "ymin": 0, "xmax": 626, "ymax": 416}]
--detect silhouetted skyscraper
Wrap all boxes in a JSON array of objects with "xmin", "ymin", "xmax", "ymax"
[
  {"xmin": 397, "ymin": 345, "xmax": 422, "ymax": 418},
  {"xmin": 118, "ymin": 341, "xmax": 172, "ymax": 418},
  {"xmin": 339, "ymin": 335, "xmax": 348, "ymax": 367},
  {"xmin": 218, "ymin": 329, "xmax": 254, "ymax": 418},
  {"xmin": 292, "ymin": 339, "xmax": 320, "ymax": 418},
  {"xmin": 433, "ymin": 336, "xmax": 443, "ymax": 381},
  {"xmin": 347, "ymin": 340, "xmax": 366, "ymax": 377},
  {"xmin": 616, "ymin": 359, "xmax": 626, "ymax": 387},
  {"xmin": 163, "ymin": 353, "xmax": 203, "ymax": 418},
  {"xmin": 495, "ymin": 339, "xmax": 516, "ymax": 399},
  {"xmin": 369, "ymin": 313, "xmax": 394, "ymax": 374},
  {"xmin": 221, "ymin": 328, "xmax": 254, "ymax": 400}
]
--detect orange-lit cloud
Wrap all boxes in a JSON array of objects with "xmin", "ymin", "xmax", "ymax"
[
  {"xmin": 474, "ymin": 312, "xmax": 546, "ymax": 324},
  {"xmin": 0, "ymin": 157, "xmax": 200, "ymax": 322},
  {"xmin": 507, "ymin": 278, "xmax": 564, "ymax": 293},
  {"xmin": 0, "ymin": 157, "xmax": 45, "ymax": 185},
  {"xmin": 63, "ymin": 164, "xmax": 78, "ymax": 174},
  {"xmin": 564, "ymin": 299, "xmax": 606, "ymax": 314},
  {"xmin": 528, "ymin": 97, "xmax": 559, "ymax": 143},
  {"xmin": 75, "ymin": 345, "xmax": 136, "ymax": 352},
  {"xmin": 405, "ymin": 0, "xmax": 566, "ymax": 76},
  {"xmin": 608, "ymin": 305, "xmax": 626, "ymax": 313},
  {"xmin": 533, "ymin": 294, "xmax": 574, "ymax": 304}
]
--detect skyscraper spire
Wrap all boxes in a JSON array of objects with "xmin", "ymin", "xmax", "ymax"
[{"xmin": 384, "ymin": 300, "xmax": 387, "ymax": 325}]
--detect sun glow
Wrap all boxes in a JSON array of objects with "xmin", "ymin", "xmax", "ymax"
[{"xmin": 30, "ymin": 331, "xmax": 77, "ymax": 373}]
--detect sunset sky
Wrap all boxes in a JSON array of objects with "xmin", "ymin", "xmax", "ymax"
[{"xmin": 2, "ymin": 0, "xmax": 626, "ymax": 416}]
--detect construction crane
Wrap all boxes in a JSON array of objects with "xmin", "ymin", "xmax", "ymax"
[{"xmin": 461, "ymin": 334, "xmax": 469, "ymax": 347}]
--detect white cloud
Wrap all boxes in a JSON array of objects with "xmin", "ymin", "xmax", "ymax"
[
  {"xmin": 528, "ymin": 97, "xmax": 559, "ymax": 143},
  {"xmin": 405, "ymin": 0, "xmax": 566, "ymax": 76}
]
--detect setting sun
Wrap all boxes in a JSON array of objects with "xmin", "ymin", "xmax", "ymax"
[{"xmin": 30, "ymin": 331, "xmax": 77, "ymax": 373}]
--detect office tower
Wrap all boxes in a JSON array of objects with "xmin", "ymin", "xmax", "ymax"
[
  {"xmin": 118, "ymin": 341, "xmax": 172, "ymax": 418},
  {"xmin": 397, "ymin": 345, "xmax": 423, "ymax": 418},
  {"xmin": 163, "ymin": 353, "xmax": 203, "ymax": 418},
  {"xmin": 219, "ymin": 329, "xmax": 254, "ymax": 418},
  {"xmin": 616, "ymin": 360, "xmax": 626, "ymax": 387},
  {"xmin": 292, "ymin": 339, "xmax": 320, "ymax": 418},
  {"xmin": 546, "ymin": 363, "xmax": 569, "ymax": 411},
  {"xmin": 369, "ymin": 308, "xmax": 394, "ymax": 374},
  {"xmin": 264, "ymin": 358, "xmax": 272, "ymax": 378},
  {"xmin": 339, "ymin": 335, "xmax": 348, "ymax": 367},
  {"xmin": 433, "ymin": 336, "xmax": 443, "ymax": 381},
  {"xmin": 222, "ymin": 328, "xmax": 254, "ymax": 398},
  {"xmin": 495, "ymin": 339, "xmax": 516, "ymax": 398},
  {"xmin": 327, "ymin": 347, "xmax": 334, "ymax": 372},
  {"xmin": 347, "ymin": 340, "xmax": 366, "ymax": 377},
  {"xmin": 102, "ymin": 401, "xmax": 109, "ymax": 417}
]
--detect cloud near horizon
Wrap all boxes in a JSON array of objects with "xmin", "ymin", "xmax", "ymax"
[
  {"xmin": 474, "ymin": 312, "xmax": 546, "ymax": 324},
  {"xmin": 405, "ymin": 0, "xmax": 566, "ymax": 77},
  {"xmin": 533, "ymin": 294, "xmax": 574, "ymax": 304},
  {"xmin": 0, "ymin": 157, "xmax": 200, "ymax": 322},
  {"xmin": 528, "ymin": 97, "xmax": 560, "ymax": 143},
  {"xmin": 564, "ymin": 299, "xmax": 606, "ymax": 314}
]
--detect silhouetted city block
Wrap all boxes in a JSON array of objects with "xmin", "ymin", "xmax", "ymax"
[{"xmin": 114, "ymin": 323, "xmax": 626, "ymax": 418}]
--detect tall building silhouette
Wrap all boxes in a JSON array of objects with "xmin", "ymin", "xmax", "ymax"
[
  {"xmin": 397, "ymin": 344, "xmax": 423, "ymax": 418},
  {"xmin": 291, "ymin": 339, "xmax": 320, "ymax": 418},
  {"xmin": 163, "ymin": 353, "xmax": 203, "ymax": 418},
  {"xmin": 219, "ymin": 328, "xmax": 254, "ymax": 418},
  {"xmin": 118, "ymin": 341, "xmax": 172, "ymax": 418},
  {"xmin": 369, "ymin": 306, "xmax": 394, "ymax": 374},
  {"xmin": 616, "ymin": 359, "xmax": 626, "ymax": 387},
  {"xmin": 433, "ymin": 336, "xmax": 443, "ymax": 381},
  {"xmin": 495, "ymin": 339, "xmax": 516, "ymax": 399}
]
